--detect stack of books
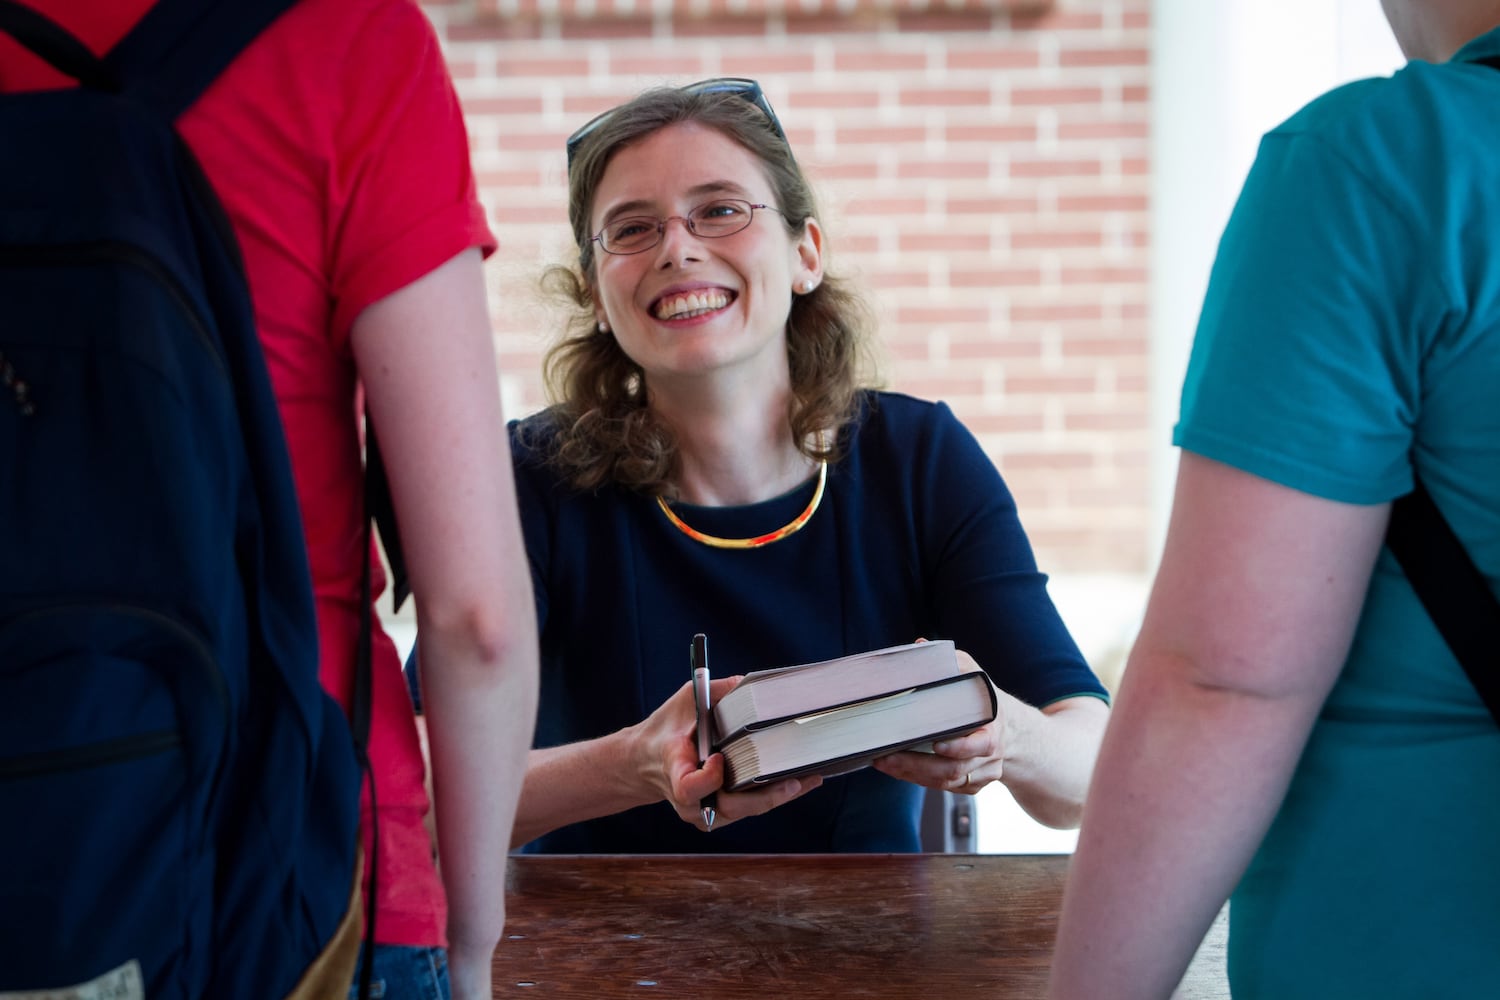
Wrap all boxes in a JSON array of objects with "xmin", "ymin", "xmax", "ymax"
[{"xmin": 710, "ymin": 639, "xmax": 997, "ymax": 792}]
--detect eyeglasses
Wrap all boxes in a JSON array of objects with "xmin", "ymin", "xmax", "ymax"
[
  {"xmin": 590, "ymin": 198, "xmax": 784, "ymax": 256},
  {"xmin": 565, "ymin": 77, "xmax": 788, "ymax": 169}
]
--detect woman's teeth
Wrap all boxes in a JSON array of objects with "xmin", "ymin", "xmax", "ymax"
[{"xmin": 655, "ymin": 290, "xmax": 730, "ymax": 320}]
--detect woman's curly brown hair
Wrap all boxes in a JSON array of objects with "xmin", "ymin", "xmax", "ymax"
[{"xmin": 533, "ymin": 83, "xmax": 879, "ymax": 497}]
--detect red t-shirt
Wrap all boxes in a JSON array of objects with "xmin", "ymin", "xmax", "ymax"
[{"xmin": 0, "ymin": 0, "xmax": 497, "ymax": 947}]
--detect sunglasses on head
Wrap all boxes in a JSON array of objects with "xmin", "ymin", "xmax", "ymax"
[{"xmin": 564, "ymin": 77, "xmax": 789, "ymax": 169}]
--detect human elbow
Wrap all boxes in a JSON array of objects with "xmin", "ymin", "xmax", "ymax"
[
  {"xmin": 417, "ymin": 600, "xmax": 526, "ymax": 676},
  {"xmin": 1037, "ymin": 797, "xmax": 1085, "ymax": 831},
  {"xmin": 1013, "ymin": 785, "xmax": 1086, "ymax": 831}
]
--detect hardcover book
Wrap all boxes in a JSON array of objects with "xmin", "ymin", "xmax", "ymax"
[{"xmin": 710, "ymin": 639, "xmax": 998, "ymax": 792}]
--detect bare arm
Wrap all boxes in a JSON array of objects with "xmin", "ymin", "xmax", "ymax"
[
  {"xmin": 987, "ymin": 693, "xmax": 1108, "ymax": 828},
  {"xmin": 352, "ymin": 248, "xmax": 540, "ymax": 1000},
  {"xmin": 1047, "ymin": 452, "xmax": 1388, "ymax": 999}
]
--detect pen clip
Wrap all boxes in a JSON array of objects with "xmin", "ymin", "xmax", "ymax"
[
  {"xmin": 690, "ymin": 632, "xmax": 717, "ymax": 832},
  {"xmin": 691, "ymin": 632, "xmax": 708, "ymax": 675},
  {"xmin": 691, "ymin": 633, "xmax": 712, "ymax": 764}
]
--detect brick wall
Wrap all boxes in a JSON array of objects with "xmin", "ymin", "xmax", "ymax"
[{"xmin": 422, "ymin": 0, "xmax": 1152, "ymax": 574}]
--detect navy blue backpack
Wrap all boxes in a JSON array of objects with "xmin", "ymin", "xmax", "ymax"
[{"xmin": 0, "ymin": 1, "xmax": 367, "ymax": 996}]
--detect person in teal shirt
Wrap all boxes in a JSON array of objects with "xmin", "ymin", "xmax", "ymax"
[{"xmin": 1050, "ymin": 3, "xmax": 1500, "ymax": 998}]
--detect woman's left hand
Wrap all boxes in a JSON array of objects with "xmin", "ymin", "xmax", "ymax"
[
  {"xmin": 871, "ymin": 711, "xmax": 1003, "ymax": 795},
  {"xmin": 872, "ymin": 650, "xmax": 1005, "ymax": 794},
  {"xmin": 875, "ymin": 648, "xmax": 1109, "ymax": 829}
]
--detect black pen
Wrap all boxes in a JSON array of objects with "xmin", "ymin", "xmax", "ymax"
[{"xmin": 690, "ymin": 632, "xmax": 717, "ymax": 831}]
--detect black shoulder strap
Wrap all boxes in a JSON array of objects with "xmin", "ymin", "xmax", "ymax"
[
  {"xmin": 0, "ymin": 1, "xmax": 118, "ymax": 90},
  {"xmin": 1385, "ymin": 53, "xmax": 1500, "ymax": 727},
  {"xmin": 1386, "ymin": 478, "xmax": 1500, "ymax": 725},
  {"xmin": 0, "ymin": 0, "xmax": 296, "ymax": 118},
  {"xmin": 103, "ymin": 0, "xmax": 299, "ymax": 119},
  {"xmin": 365, "ymin": 423, "xmax": 411, "ymax": 613}
]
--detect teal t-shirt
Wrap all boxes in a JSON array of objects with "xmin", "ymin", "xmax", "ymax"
[{"xmin": 1175, "ymin": 30, "xmax": 1500, "ymax": 999}]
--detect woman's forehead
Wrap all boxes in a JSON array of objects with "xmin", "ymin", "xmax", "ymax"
[{"xmin": 590, "ymin": 122, "xmax": 770, "ymax": 216}]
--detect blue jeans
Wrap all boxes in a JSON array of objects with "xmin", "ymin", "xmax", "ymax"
[{"xmin": 346, "ymin": 944, "xmax": 449, "ymax": 1000}]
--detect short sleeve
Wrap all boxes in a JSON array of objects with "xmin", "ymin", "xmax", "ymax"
[
  {"xmin": 1174, "ymin": 125, "xmax": 1446, "ymax": 504},
  {"xmin": 326, "ymin": 0, "xmax": 496, "ymax": 344}
]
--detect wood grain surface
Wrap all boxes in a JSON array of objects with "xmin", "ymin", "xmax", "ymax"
[{"xmin": 494, "ymin": 853, "xmax": 1229, "ymax": 998}]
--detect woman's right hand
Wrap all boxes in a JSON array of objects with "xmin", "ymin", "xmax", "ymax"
[{"xmin": 628, "ymin": 676, "xmax": 822, "ymax": 831}]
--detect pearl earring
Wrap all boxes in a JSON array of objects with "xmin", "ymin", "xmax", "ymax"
[{"xmin": 598, "ymin": 320, "xmax": 610, "ymax": 333}]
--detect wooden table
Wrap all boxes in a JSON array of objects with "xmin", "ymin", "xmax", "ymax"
[{"xmin": 494, "ymin": 854, "xmax": 1228, "ymax": 998}]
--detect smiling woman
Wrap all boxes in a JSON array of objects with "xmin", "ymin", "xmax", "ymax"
[{"xmin": 409, "ymin": 79, "xmax": 1111, "ymax": 856}]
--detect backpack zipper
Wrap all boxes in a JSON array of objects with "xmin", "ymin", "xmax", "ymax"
[
  {"xmin": 0, "ymin": 349, "xmax": 33, "ymax": 416},
  {"xmin": 0, "ymin": 602, "xmax": 230, "ymax": 780},
  {"xmin": 0, "ymin": 730, "xmax": 182, "ymax": 779}
]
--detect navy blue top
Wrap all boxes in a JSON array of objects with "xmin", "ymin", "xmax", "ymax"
[{"xmin": 503, "ymin": 390, "xmax": 1105, "ymax": 853}]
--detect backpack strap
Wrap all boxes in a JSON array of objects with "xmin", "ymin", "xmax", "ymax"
[
  {"xmin": 106, "ymin": 1, "xmax": 417, "ymax": 610},
  {"xmin": 1384, "ymin": 51, "xmax": 1500, "ymax": 729},
  {"xmin": 365, "ymin": 425, "xmax": 411, "ymax": 613},
  {"xmin": 1386, "ymin": 477, "xmax": 1500, "ymax": 726},
  {"xmin": 103, "ymin": 0, "xmax": 299, "ymax": 120},
  {"xmin": 112, "ymin": 3, "xmax": 389, "ymax": 991},
  {"xmin": 0, "ymin": 1, "xmax": 119, "ymax": 90}
]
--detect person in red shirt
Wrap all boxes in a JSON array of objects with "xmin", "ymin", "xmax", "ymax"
[{"xmin": 0, "ymin": 2, "xmax": 539, "ymax": 997}]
